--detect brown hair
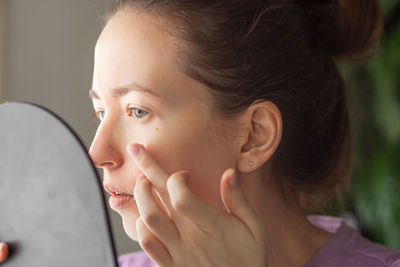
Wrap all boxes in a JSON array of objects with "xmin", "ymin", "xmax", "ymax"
[{"xmin": 107, "ymin": 0, "xmax": 383, "ymax": 212}]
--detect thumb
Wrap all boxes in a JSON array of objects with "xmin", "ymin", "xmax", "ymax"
[
  {"xmin": 220, "ymin": 169, "xmax": 263, "ymax": 238},
  {"xmin": 0, "ymin": 243, "xmax": 9, "ymax": 263}
]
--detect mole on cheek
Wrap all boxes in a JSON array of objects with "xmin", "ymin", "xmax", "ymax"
[{"xmin": 155, "ymin": 127, "xmax": 159, "ymax": 132}]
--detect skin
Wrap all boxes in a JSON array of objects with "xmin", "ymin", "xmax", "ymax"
[
  {"xmin": 0, "ymin": 8, "xmax": 333, "ymax": 267},
  {"xmin": 0, "ymin": 243, "xmax": 8, "ymax": 263},
  {"xmin": 89, "ymin": 9, "xmax": 241, "ymax": 240}
]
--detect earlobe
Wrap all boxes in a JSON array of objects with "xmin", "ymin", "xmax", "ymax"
[{"xmin": 238, "ymin": 101, "xmax": 282, "ymax": 173}]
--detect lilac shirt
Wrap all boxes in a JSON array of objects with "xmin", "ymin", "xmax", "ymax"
[{"xmin": 118, "ymin": 215, "xmax": 400, "ymax": 267}]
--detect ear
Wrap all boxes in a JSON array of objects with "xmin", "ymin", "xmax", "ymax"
[{"xmin": 237, "ymin": 101, "xmax": 282, "ymax": 172}]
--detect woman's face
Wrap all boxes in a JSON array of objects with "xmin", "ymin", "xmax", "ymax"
[{"xmin": 89, "ymin": 9, "xmax": 240, "ymax": 241}]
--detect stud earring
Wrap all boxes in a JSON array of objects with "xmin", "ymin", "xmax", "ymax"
[{"xmin": 249, "ymin": 161, "xmax": 254, "ymax": 167}]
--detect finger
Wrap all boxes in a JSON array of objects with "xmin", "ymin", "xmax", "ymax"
[
  {"xmin": 220, "ymin": 168, "xmax": 264, "ymax": 240},
  {"xmin": 0, "ymin": 243, "xmax": 9, "ymax": 263},
  {"xmin": 127, "ymin": 143, "xmax": 171, "ymax": 208},
  {"xmin": 167, "ymin": 171, "xmax": 218, "ymax": 230},
  {"xmin": 134, "ymin": 175, "xmax": 180, "ymax": 246},
  {"xmin": 136, "ymin": 218, "xmax": 173, "ymax": 267}
]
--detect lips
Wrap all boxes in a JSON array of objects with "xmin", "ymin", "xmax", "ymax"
[
  {"xmin": 103, "ymin": 184, "xmax": 133, "ymax": 197},
  {"xmin": 103, "ymin": 183, "xmax": 135, "ymax": 210}
]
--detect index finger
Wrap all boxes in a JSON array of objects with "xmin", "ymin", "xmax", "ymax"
[{"xmin": 127, "ymin": 143, "xmax": 171, "ymax": 204}]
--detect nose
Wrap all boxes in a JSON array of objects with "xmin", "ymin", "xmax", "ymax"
[{"xmin": 89, "ymin": 119, "xmax": 124, "ymax": 170}]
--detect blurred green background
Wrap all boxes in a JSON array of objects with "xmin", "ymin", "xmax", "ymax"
[{"xmin": 333, "ymin": 0, "xmax": 400, "ymax": 250}]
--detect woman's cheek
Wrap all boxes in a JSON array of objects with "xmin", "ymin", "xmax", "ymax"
[
  {"xmin": 145, "ymin": 132, "xmax": 222, "ymax": 206},
  {"xmin": 140, "ymin": 123, "xmax": 189, "ymax": 172},
  {"xmin": 144, "ymin": 139, "xmax": 191, "ymax": 174}
]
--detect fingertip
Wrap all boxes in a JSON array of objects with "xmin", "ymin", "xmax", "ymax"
[
  {"xmin": 127, "ymin": 143, "xmax": 141, "ymax": 157},
  {"xmin": 0, "ymin": 243, "xmax": 8, "ymax": 262},
  {"xmin": 167, "ymin": 171, "xmax": 189, "ymax": 188},
  {"xmin": 0, "ymin": 242, "xmax": 7, "ymax": 251},
  {"xmin": 178, "ymin": 170, "xmax": 190, "ymax": 183},
  {"xmin": 137, "ymin": 172, "xmax": 146, "ymax": 183},
  {"xmin": 224, "ymin": 168, "xmax": 235, "ymax": 177},
  {"xmin": 228, "ymin": 169, "xmax": 237, "ymax": 187},
  {"xmin": 221, "ymin": 168, "xmax": 237, "ymax": 188}
]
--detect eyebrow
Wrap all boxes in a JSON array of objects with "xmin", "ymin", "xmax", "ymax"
[{"xmin": 89, "ymin": 82, "xmax": 161, "ymax": 100}]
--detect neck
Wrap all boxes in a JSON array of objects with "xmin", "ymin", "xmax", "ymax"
[{"xmin": 239, "ymin": 169, "xmax": 332, "ymax": 267}]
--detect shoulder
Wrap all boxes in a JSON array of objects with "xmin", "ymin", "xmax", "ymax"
[
  {"xmin": 306, "ymin": 215, "xmax": 400, "ymax": 267},
  {"xmin": 346, "ymin": 229, "xmax": 400, "ymax": 267},
  {"xmin": 118, "ymin": 251, "xmax": 156, "ymax": 267}
]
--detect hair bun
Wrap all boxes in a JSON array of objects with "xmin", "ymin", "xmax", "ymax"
[
  {"xmin": 296, "ymin": 0, "xmax": 333, "ymax": 5},
  {"xmin": 303, "ymin": 0, "xmax": 384, "ymax": 61}
]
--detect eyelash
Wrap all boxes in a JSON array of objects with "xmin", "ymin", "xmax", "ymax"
[
  {"xmin": 91, "ymin": 107, "xmax": 149, "ymax": 121},
  {"xmin": 128, "ymin": 106, "xmax": 149, "ymax": 119}
]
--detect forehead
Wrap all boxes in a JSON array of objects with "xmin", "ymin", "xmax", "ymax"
[
  {"xmin": 93, "ymin": 10, "xmax": 181, "ymax": 98},
  {"xmin": 97, "ymin": 9, "xmax": 173, "ymax": 58},
  {"xmin": 92, "ymin": 9, "xmax": 212, "ymax": 106}
]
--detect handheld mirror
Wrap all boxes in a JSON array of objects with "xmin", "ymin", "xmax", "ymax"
[{"xmin": 0, "ymin": 102, "xmax": 118, "ymax": 267}]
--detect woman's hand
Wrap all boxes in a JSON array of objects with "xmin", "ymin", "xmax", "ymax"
[
  {"xmin": 0, "ymin": 243, "xmax": 9, "ymax": 263},
  {"xmin": 128, "ymin": 144, "xmax": 273, "ymax": 267}
]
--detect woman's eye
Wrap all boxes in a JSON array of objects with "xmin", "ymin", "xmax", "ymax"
[
  {"xmin": 128, "ymin": 107, "xmax": 149, "ymax": 119},
  {"xmin": 92, "ymin": 110, "xmax": 105, "ymax": 121}
]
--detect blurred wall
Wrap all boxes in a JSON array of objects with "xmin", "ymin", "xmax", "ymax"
[
  {"xmin": 3, "ymin": 0, "xmax": 140, "ymax": 256},
  {"xmin": 0, "ymin": 0, "xmax": 7, "ymax": 102}
]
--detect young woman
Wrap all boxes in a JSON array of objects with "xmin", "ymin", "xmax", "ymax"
[{"xmin": 2, "ymin": 0, "xmax": 399, "ymax": 266}]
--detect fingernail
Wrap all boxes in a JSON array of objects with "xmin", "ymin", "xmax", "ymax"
[
  {"xmin": 229, "ymin": 169, "xmax": 237, "ymax": 187},
  {"xmin": 128, "ymin": 144, "xmax": 140, "ymax": 156}
]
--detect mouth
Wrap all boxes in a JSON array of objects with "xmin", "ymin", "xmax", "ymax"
[
  {"xmin": 103, "ymin": 183, "xmax": 135, "ymax": 210},
  {"xmin": 103, "ymin": 184, "xmax": 133, "ymax": 197}
]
